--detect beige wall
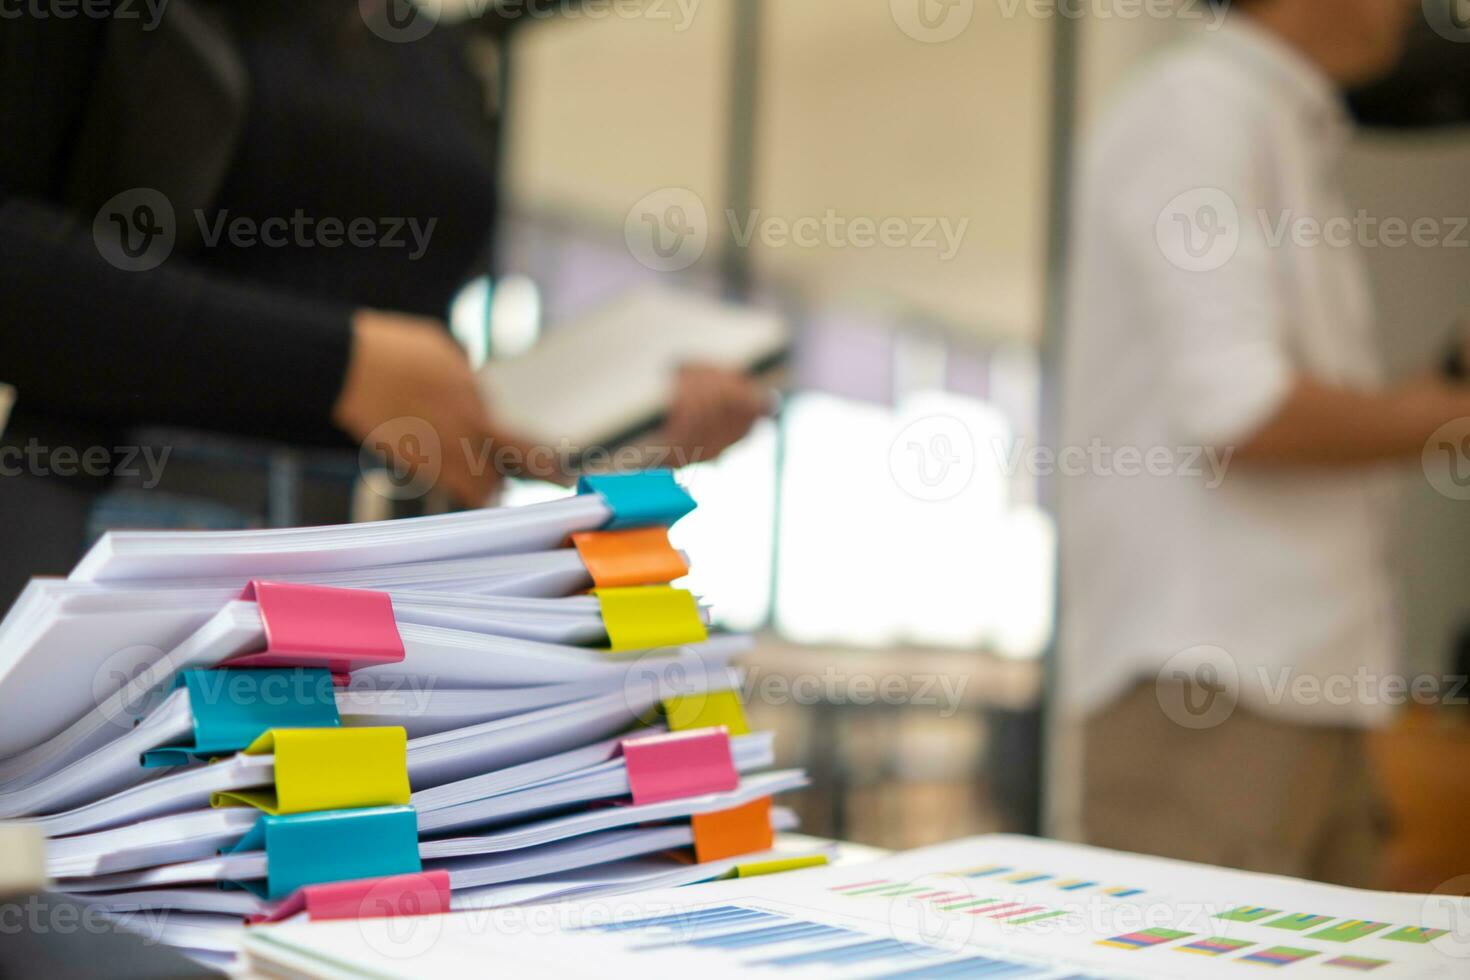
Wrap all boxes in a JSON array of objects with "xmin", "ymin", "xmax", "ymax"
[
  {"xmin": 754, "ymin": 2, "xmax": 1051, "ymax": 343},
  {"xmin": 505, "ymin": 0, "xmax": 731, "ymax": 232},
  {"xmin": 504, "ymin": 0, "xmax": 1053, "ymax": 345},
  {"xmin": 1344, "ymin": 135, "xmax": 1470, "ymax": 675}
]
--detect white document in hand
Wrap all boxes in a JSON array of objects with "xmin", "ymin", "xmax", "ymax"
[{"xmin": 478, "ymin": 287, "xmax": 787, "ymax": 449}]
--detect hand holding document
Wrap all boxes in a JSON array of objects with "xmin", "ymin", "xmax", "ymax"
[{"xmin": 477, "ymin": 287, "xmax": 787, "ymax": 455}]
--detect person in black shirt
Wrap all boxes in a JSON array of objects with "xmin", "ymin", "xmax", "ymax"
[{"xmin": 0, "ymin": 0, "xmax": 765, "ymax": 605}]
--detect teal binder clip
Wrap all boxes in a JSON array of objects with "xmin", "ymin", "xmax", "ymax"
[
  {"xmin": 224, "ymin": 805, "xmax": 421, "ymax": 900},
  {"xmin": 141, "ymin": 667, "xmax": 340, "ymax": 768},
  {"xmin": 577, "ymin": 470, "xmax": 696, "ymax": 530}
]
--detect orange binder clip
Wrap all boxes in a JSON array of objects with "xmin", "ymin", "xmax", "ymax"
[
  {"xmin": 692, "ymin": 796, "xmax": 773, "ymax": 863},
  {"xmin": 571, "ymin": 527, "xmax": 689, "ymax": 589}
]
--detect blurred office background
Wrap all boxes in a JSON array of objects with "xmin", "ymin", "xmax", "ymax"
[{"xmin": 82, "ymin": 0, "xmax": 1470, "ymax": 883}]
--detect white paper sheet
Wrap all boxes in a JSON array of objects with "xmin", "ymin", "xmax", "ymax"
[
  {"xmin": 245, "ymin": 834, "xmax": 1470, "ymax": 980},
  {"xmin": 68, "ymin": 495, "xmax": 611, "ymax": 583}
]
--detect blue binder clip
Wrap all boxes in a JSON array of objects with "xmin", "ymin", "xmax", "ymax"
[
  {"xmin": 141, "ymin": 667, "xmax": 340, "ymax": 768},
  {"xmin": 577, "ymin": 470, "xmax": 696, "ymax": 530},
  {"xmin": 223, "ymin": 805, "xmax": 421, "ymax": 900}
]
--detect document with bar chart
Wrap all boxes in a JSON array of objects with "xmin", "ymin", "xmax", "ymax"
[{"xmin": 243, "ymin": 834, "xmax": 1470, "ymax": 978}]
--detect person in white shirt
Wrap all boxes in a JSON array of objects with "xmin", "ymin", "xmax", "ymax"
[{"xmin": 1058, "ymin": 0, "xmax": 1454, "ymax": 885}]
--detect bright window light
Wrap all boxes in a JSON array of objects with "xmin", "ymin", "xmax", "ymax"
[{"xmin": 775, "ymin": 390, "xmax": 1053, "ymax": 657}]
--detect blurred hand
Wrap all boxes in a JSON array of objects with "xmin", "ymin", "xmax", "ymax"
[
  {"xmin": 645, "ymin": 365, "xmax": 770, "ymax": 466},
  {"xmin": 333, "ymin": 309, "xmax": 501, "ymax": 507}
]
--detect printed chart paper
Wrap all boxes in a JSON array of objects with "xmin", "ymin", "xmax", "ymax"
[{"xmin": 245, "ymin": 834, "xmax": 1470, "ymax": 978}]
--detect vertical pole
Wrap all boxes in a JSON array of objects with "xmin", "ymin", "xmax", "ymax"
[
  {"xmin": 722, "ymin": 0, "xmax": 761, "ymax": 302},
  {"xmin": 1037, "ymin": 7, "xmax": 1081, "ymax": 838}
]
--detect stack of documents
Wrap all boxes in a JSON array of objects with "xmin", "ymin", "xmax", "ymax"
[{"xmin": 0, "ymin": 471, "xmax": 810, "ymax": 965}]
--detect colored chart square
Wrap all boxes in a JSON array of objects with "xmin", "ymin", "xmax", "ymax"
[
  {"xmin": 937, "ymin": 898, "xmax": 1001, "ymax": 912},
  {"xmin": 1102, "ymin": 886, "xmax": 1145, "ymax": 897},
  {"xmin": 1009, "ymin": 911, "xmax": 1068, "ymax": 926},
  {"xmin": 1096, "ymin": 928, "xmax": 1192, "ymax": 950},
  {"xmin": 960, "ymin": 865, "xmax": 1010, "ymax": 878},
  {"xmin": 830, "ymin": 879, "xmax": 889, "ymax": 894},
  {"xmin": 1382, "ymin": 926, "xmax": 1447, "ymax": 944},
  {"xmin": 1218, "ymin": 906, "xmax": 1283, "ymax": 923},
  {"xmin": 1308, "ymin": 920, "xmax": 1389, "ymax": 943},
  {"xmin": 1055, "ymin": 879, "xmax": 1097, "ymax": 891},
  {"xmin": 1241, "ymin": 946, "xmax": 1318, "ymax": 967},
  {"xmin": 1004, "ymin": 872, "xmax": 1053, "ymax": 885},
  {"xmin": 1265, "ymin": 913, "xmax": 1335, "ymax": 932},
  {"xmin": 1177, "ymin": 937, "xmax": 1255, "ymax": 956},
  {"xmin": 1325, "ymin": 956, "xmax": 1390, "ymax": 971}
]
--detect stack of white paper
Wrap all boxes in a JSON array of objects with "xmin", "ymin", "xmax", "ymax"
[{"xmin": 0, "ymin": 473, "xmax": 805, "ymax": 964}]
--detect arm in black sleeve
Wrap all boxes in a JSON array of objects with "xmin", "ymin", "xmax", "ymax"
[
  {"xmin": 0, "ymin": 197, "xmax": 356, "ymax": 446},
  {"xmin": 0, "ymin": 9, "xmax": 356, "ymax": 447}
]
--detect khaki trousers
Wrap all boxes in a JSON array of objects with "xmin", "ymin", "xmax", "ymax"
[{"xmin": 1082, "ymin": 680, "xmax": 1387, "ymax": 888}]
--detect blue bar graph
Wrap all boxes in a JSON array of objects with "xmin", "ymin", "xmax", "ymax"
[{"xmin": 575, "ymin": 903, "xmax": 1094, "ymax": 977}]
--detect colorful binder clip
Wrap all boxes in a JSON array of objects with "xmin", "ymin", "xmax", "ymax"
[
  {"xmin": 251, "ymin": 870, "xmax": 452, "ymax": 924},
  {"xmin": 725, "ymin": 854, "xmax": 830, "ymax": 879},
  {"xmin": 211, "ymin": 727, "xmax": 411, "ymax": 815},
  {"xmin": 225, "ymin": 805, "xmax": 421, "ymax": 900},
  {"xmin": 621, "ymin": 728, "xmax": 738, "ymax": 805},
  {"xmin": 577, "ymin": 470, "xmax": 696, "ymax": 530},
  {"xmin": 596, "ymin": 585, "xmax": 707, "ymax": 652},
  {"xmin": 570, "ymin": 527, "xmax": 689, "ymax": 588},
  {"xmin": 223, "ymin": 582, "xmax": 405, "ymax": 674},
  {"xmin": 140, "ymin": 668, "xmax": 340, "ymax": 768},
  {"xmin": 692, "ymin": 796, "xmax": 773, "ymax": 863},
  {"xmin": 663, "ymin": 688, "xmax": 750, "ymax": 736}
]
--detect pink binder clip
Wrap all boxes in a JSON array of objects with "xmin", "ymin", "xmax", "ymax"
[
  {"xmin": 224, "ymin": 581, "xmax": 405, "ymax": 675},
  {"xmin": 621, "ymin": 728, "xmax": 738, "ymax": 806},
  {"xmin": 250, "ymin": 870, "xmax": 452, "ymax": 924}
]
